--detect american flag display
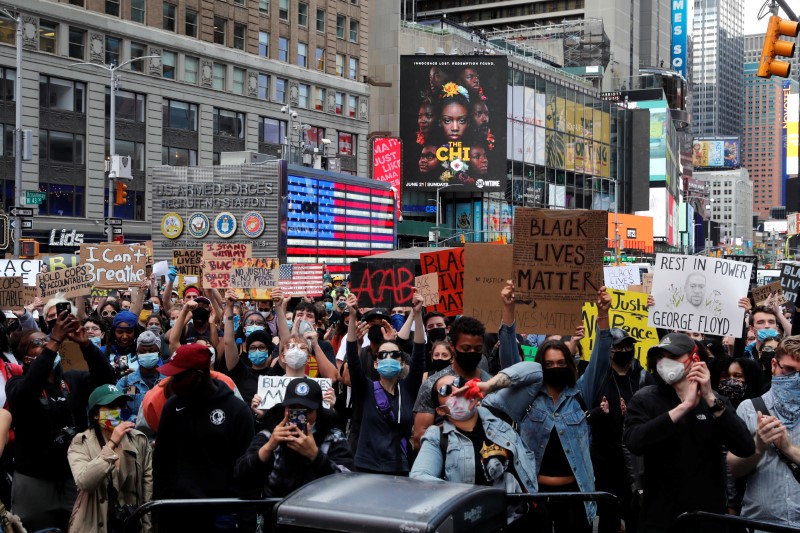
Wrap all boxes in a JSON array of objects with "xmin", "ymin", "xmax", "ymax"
[{"xmin": 278, "ymin": 263, "xmax": 325, "ymax": 297}]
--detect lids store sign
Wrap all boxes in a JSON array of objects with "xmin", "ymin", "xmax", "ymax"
[{"xmin": 49, "ymin": 229, "xmax": 84, "ymax": 247}]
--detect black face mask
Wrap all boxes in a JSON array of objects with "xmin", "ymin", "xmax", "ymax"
[
  {"xmin": 192, "ymin": 307, "xmax": 210, "ymax": 323},
  {"xmin": 367, "ymin": 324, "xmax": 384, "ymax": 345},
  {"xmin": 455, "ymin": 350, "xmax": 482, "ymax": 372},
  {"xmin": 543, "ymin": 367, "xmax": 575, "ymax": 389},
  {"xmin": 46, "ymin": 319, "xmax": 57, "ymax": 332},
  {"xmin": 427, "ymin": 327, "xmax": 447, "ymax": 343},
  {"xmin": 430, "ymin": 358, "xmax": 451, "ymax": 373},
  {"xmin": 760, "ymin": 348, "xmax": 775, "ymax": 367},
  {"xmin": 611, "ymin": 350, "xmax": 635, "ymax": 367}
]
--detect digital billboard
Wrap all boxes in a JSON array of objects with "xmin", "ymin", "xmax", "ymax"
[
  {"xmin": 787, "ymin": 92, "xmax": 798, "ymax": 176},
  {"xmin": 628, "ymin": 100, "xmax": 668, "ymax": 182},
  {"xmin": 671, "ymin": 0, "xmax": 688, "ymax": 77},
  {"xmin": 400, "ymin": 55, "xmax": 507, "ymax": 192},
  {"xmin": 372, "ymin": 137, "xmax": 402, "ymax": 218},
  {"xmin": 692, "ymin": 137, "xmax": 740, "ymax": 168}
]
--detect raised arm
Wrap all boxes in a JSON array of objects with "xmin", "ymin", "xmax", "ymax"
[
  {"xmin": 162, "ymin": 266, "xmax": 177, "ymax": 312},
  {"xmin": 345, "ymin": 294, "xmax": 367, "ymax": 395},
  {"xmin": 274, "ymin": 288, "xmax": 290, "ymax": 343},
  {"xmin": 223, "ymin": 290, "xmax": 240, "ymax": 372},
  {"xmin": 577, "ymin": 286, "xmax": 612, "ymax": 404},
  {"xmin": 130, "ymin": 277, "xmax": 150, "ymax": 317},
  {"xmin": 169, "ymin": 301, "xmax": 194, "ymax": 354},
  {"xmin": 499, "ymin": 280, "xmax": 522, "ymax": 370}
]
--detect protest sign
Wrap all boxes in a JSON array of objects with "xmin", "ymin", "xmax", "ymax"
[
  {"xmin": 349, "ymin": 259, "xmax": 418, "ymax": 309},
  {"xmin": 724, "ymin": 255, "xmax": 759, "ymax": 288},
  {"xmin": 152, "ymin": 261, "xmax": 169, "ymax": 278},
  {"xmin": 202, "ymin": 243, "xmax": 252, "ymax": 289},
  {"xmin": 0, "ymin": 277, "xmax": 25, "ymax": 309},
  {"xmin": 279, "ymin": 264, "xmax": 325, "ymax": 297},
  {"xmin": 40, "ymin": 254, "xmax": 79, "ymax": 272},
  {"xmin": 60, "ymin": 341, "xmax": 88, "ymax": 372},
  {"xmin": 581, "ymin": 289, "xmax": 658, "ymax": 365},
  {"xmin": 23, "ymin": 285, "xmax": 39, "ymax": 302},
  {"xmin": 512, "ymin": 208, "xmax": 606, "ymax": 334},
  {"xmin": 648, "ymin": 254, "xmax": 751, "ymax": 337},
  {"xmin": 80, "ymin": 244, "xmax": 147, "ymax": 289},
  {"xmin": 173, "ymin": 249, "xmax": 203, "ymax": 276},
  {"xmin": 420, "ymin": 248, "xmax": 464, "ymax": 316},
  {"xmin": 90, "ymin": 287, "xmax": 117, "ymax": 298},
  {"xmin": 256, "ymin": 376, "xmax": 332, "ymax": 410},
  {"xmin": 415, "ymin": 273, "xmax": 439, "ymax": 307},
  {"xmin": 37, "ymin": 264, "xmax": 94, "ymax": 299},
  {"xmin": 0, "ymin": 259, "xmax": 42, "ymax": 286},
  {"xmin": 752, "ymin": 280, "xmax": 786, "ymax": 306},
  {"xmin": 780, "ymin": 262, "xmax": 800, "ymax": 305},
  {"xmin": 231, "ymin": 258, "xmax": 279, "ymax": 299},
  {"xmin": 603, "ymin": 266, "xmax": 641, "ymax": 291}
]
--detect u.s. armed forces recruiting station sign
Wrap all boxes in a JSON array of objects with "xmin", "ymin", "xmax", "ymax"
[{"xmin": 150, "ymin": 163, "xmax": 281, "ymax": 261}]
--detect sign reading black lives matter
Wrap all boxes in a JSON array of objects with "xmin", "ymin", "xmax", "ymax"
[
  {"xmin": 648, "ymin": 254, "xmax": 752, "ymax": 337},
  {"xmin": 400, "ymin": 55, "xmax": 507, "ymax": 193},
  {"xmin": 150, "ymin": 164, "xmax": 282, "ymax": 262}
]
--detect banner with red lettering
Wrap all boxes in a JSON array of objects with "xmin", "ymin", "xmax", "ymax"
[
  {"xmin": 372, "ymin": 137, "xmax": 402, "ymax": 219},
  {"xmin": 420, "ymin": 247, "xmax": 464, "ymax": 316}
]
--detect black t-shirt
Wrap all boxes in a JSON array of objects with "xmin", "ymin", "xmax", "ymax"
[
  {"xmin": 539, "ymin": 427, "xmax": 573, "ymax": 477},
  {"xmin": 460, "ymin": 422, "xmax": 489, "ymax": 486},
  {"xmin": 225, "ymin": 358, "xmax": 271, "ymax": 404}
]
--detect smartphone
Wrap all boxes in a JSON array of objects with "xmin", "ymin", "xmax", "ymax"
[
  {"xmin": 55, "ymin": 302, "xmax": 71, "ymax": 317},
  {"xmin": 287, "ymin": 408, "xmax": 307, "ymax": 433}
]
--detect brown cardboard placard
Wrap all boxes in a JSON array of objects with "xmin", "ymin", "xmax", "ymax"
[
  {"xmin": 414, "ymin": 272, "xmax": 439, "ymax": 307},
  {"xmin": 230, "ymin": 266, "xmax": 280, "ymax": 289},
  {"xmin": 60, "ymin": 340, "xmax": 88, "ymax": 372},
  {"xmin": 642, "ymin": 273, "xmax": 653, "ymax": 294},
  {"xmin": 80, "ymin": 244, "xmax": 148, "ymax": 289},
  {"xmin": 37, "ymin": 264, "xmax": 95, "ymax": 299},
  {"xmin": 0, "ymin": 277, "xmax": 26, "ymax": 309},
  {"xmin": 202, "ymin": 243, "xmax": 252, "ymax": 289},
  {"xmin": 173, "ymin": 249, "xmax": 203, "ymax": 276},
  {"xmin": 752, "ymin": 280, "xmax": 786, "ymax": 306}
]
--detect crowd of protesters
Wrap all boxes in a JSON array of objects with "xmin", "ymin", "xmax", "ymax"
[{"xmin": 0, "ymin": 261, "xmax": 795, "ymax": 533}]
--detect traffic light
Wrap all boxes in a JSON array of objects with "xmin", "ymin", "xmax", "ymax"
[
  {"xmin": 757, "ymin": 15, "xmax": 800, "ymax": 78},
  {"xmin": 19, "ymin": 239, "xmax": 38, "ymax": 258},
  {"xmin": 114, "ymin": 181, "xmax": 128, "ymax": 206}
]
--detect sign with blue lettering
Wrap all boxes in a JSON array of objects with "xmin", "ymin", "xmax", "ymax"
[{"xmin": 671, "ymin": 0, "xmax": 687, "ymax": 77}]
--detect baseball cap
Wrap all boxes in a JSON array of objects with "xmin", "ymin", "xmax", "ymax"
[
  {"xmin": 362, "ymin": 308, "xmax": 391, "ymax": 323},
  {"xmin": 195, "ymin": 296, "xmax": 211, "ymax": 306},
  {"xmin": 609, "ymin": 328, "xmax": 638, "ymax": 347},
  {"xmin": 158, "ymin": 343, "xmax": 212, "ymax": 376},
  {"xmin": 88, "ymin": 384, "xmax": 132, "ymax": 412},
  {"xmin": 283, "ymin": 377, "xmax": 323, "ymax": 410},
  {"xmin": 137, "ymin": 330, "xmax": 162, "ymax": 349},
  {"xmin": 647, "ymin": 333, "xmax": 696, "ymax": 359}
]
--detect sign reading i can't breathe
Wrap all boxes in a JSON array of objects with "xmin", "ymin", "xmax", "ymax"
[{"xmin": 80, "ymin": 244, "xmax": 147, "ymax": 289}]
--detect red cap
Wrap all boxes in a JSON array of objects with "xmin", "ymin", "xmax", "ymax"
[{"xmin": 159, "ymin": 343, "xmax": 211, "ymax": 376}]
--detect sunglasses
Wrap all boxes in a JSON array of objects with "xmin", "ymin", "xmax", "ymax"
[
  {"xmin": 29, "ymin": 337, "xmax": 49, "ymax": 347},
  {"xmin": 437, "ymin": 376, "xmax": 466, "ymax": 398},
  {"xmin": 101, "ymin": 310, "xmax": 117, "ymax": 318},
  {"xmin": 377, "ymin": 350, "xmax": 405, "ymax": 360}
]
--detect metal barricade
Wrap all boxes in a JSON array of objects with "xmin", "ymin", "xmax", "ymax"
[
  {"xmin": 123, "ymin": 498, "xmax": 282, "ymax": 533},
  {"xmin": 670, "ymin": 511, "xmax": 800, "ymax": 533},
  {"xmin": 506, "ymin": 490, "xmax": 620, "ymax": 507}
]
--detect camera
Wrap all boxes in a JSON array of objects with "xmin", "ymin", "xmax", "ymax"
[
  {"xmin": 54, "ymin": 426, "xmax": 77, "ymax": 446},
  {"xmin": 111, "ymin": 503, "xmax": 141, "ymax": 532}
]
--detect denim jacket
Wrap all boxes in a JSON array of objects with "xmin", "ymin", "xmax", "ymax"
[
  {"xmin": 499, "ymin": 321, "xmax": 612, "ymax": 520},
  {"xmin": 116, "ymin": 369, "xmax": 164, "ymax": 419},
  {"xmin": 410, "ymin": 361, "xmax": 542, "ymax": 493}
]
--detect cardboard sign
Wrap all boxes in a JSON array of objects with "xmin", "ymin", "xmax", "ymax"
[
  {"xmin": 349, "ymin": 259, "xmax": 418, "ymax": 309},
  {"xmin": 512, "ymin": 208, "xmax": 606, "ymax": 334},
  {"xmin": 581, "ymin": 289, "xmax": 658, "ymax": 365},
  {"xmin": 415, "ymin": 273, "xmax": 440, "ymax": 307},
  {"xmin": 648, "ymin": 254, "xmax": 752, "ymax": 337},
  {"xmin": 420, "ymin": 248, "xmax": 464, "ymax": 316},
  {"xmin": 80, "ymin": 244, "xmax": 147, "ymax": 289},
  {"xmin": 0, "ymin": 277, "xmax": 25, "ymax": 309},
  {"xmin": 231, "ymin": 258, "xmax": 279, "ymax": 298},
  {"xmin": 23, "ymin": 285, "xmax": 39, "ymax": 303},
  {"xmin": 603, "ymin": 266, "xmax": 641, "ymax": 291},
  {"xmin": 752, "ymin": 280, "xmax": 786, "ymax": 307},
  {"xmin": 202, "ymin": 243, "xmax": 252, "ymax": 289},
  {"xmin": 256, "ymin": 376, "xmax": 332, "ymax": 410},
  {"xmin": 724, "ymin": 255, "xmax": 759, "ymax": 288},
  {"xmin": 628, "ymin": 272, "xmax": 653, "ymax": 294},
  {"xmin": 37, "ymin": 264, "xmax": 95, "ymax": 299},
  {"xmin": 60, "ymin": 341, "xmax": 88, "ymax": 372},
  {"xmin": 0, "ymin": 259, "xmax": 43, "ymax": 286},
  {"xmin": 230, "ymin": 267, "xmax": 280, "ymax": 289},
  {"xmin": 780, "ymin": 262, "xmax": 800, "ymax": 305},
  {"xmin": 173, "ymin": 249, "xmax": 203, "ymax": 276}
]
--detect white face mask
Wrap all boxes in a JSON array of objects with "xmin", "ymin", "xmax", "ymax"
[
  {"xmin": 284, "ymin": 347, "xmax": 309, "ymax": 370},
  {"xmin": 656, "ymin": 357, "xmax": 686, "ymax": 385},
  {"xmin": 445, "ymin": 395, "xmax": 477, "ymax": 421}
]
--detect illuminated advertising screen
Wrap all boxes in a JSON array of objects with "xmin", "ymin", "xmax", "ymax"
[
  {"xmin": 671, "ymin": 0, "xmax": 688, "ymax": 77},
  {"xmin": 372, "ymin": 137, "xmax": 402, "ymax": 218},
  {"xmin": 285, "ymin": 174, "xmax": 395, "ymax": 273},
  {"xmin": 787, "ymin": 93, "xmax": 798, "ymax": 176},
  {"xmin": 400, "ymin": 55, "xmax": 507, "ymax": 192},
  {"xmin": 692, "ymin": 137, "xmax": 740, "ymax": 169}
]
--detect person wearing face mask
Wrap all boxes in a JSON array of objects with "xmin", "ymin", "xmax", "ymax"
[
  {"xmin": 256, "ymin": 299, "xmax": 278, "ymax": 337},
  {"xmin": 423, "ymin": 341, "xmax": 455, "ymax": 381},
  {"xmin": 115, "ymin": 330, "xmax": 165, "ymax": 420},
  {"xmin": 756, "ymin": 337, "xmax": 781, "ymax": 390},
  {"xmin": 67, "ymin": 384, "xmax": 152, "ymax": 533},
  {"xmin": 345, "ymin": 292, "xmax": 425, "ymax": 475},
  {"xmin": 411, "ymin": 361, "xmax": 542, "ymax": 528},
  {"xmin": 6, "ymin": 314, "xmax": 115, "ymax": 531},
  {"xmin": 589, "ymin": 329, "xmax": 655, "ymax": 533},
  {"xmin": 105, "ymin": 310, "xmax": 140, "ymax": 379},
  {"xmin": 623, "ymin": 333, "xmax": 755, "ymax": 533},
  {"xmin": 169, "ymin": 297, "xmax": 220, "ymax": 355}
]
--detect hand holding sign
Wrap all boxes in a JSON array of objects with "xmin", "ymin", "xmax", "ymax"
[{"xmin": 411, "ymin": 292, "xmax": 424, "ymax": 314}]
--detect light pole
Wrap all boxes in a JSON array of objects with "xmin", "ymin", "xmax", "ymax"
[
  {"xmin": 281, "ymin": 104, "xmax": 297, "ymax": 163},
  {"xmin": 0, "ymin": 9, "xmax": 23, "ymax": 257},
  {"xmin": 70, "ymin": 55, "xmax": 158, "ymax": 242}
]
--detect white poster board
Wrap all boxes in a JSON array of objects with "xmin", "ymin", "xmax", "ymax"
[
  {"xmin": 648, "ymin": 254, "xmax": 751, "ymax": 337},
  {"xmin": 603, "ymin": 266, "xmax": 641, "ymax": 290},
  {"xmin": 256, "ymin": 376, "xmax": 332, "ymax": 410},
  {"xmin": 0, "ymin": 260, "xmax": 42, "ymax": 286}
]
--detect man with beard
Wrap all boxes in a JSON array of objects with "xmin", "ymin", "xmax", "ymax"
[{"xmin": 470, "ymin": 100, "xmax": 490, "ymax": 138}]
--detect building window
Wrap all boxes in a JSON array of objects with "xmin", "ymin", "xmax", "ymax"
[
  {"xmin": 338, "ymin": 132, "xmax": 353, "ymax": 155},
  {"xmin": 303, "ymin": 126, "xmax": 323, "ymax": 149},
  {"xmin": 233, "ymin": 23, "xmax": 245, "ymax": 50},
  {"xmin": 316, "ymin": 47, "xmax": 324, "ymax": 70},
  {"xmin": 106, "ymin": 89, "xmax": 145, "ymax": 122},
  {"xmin": 234, "ymin": 0, "xmax": 244, "ymax": 6},
  {"xmin": 348, "ymin": 95, "xmax": 356, "ymax": 118},
  {"xmin": 0, "ymin": 16, "xmax": 13, "ymax": 46},
  {"xmin": 349, "ymin": 20, "xmax": 358, "ymax": 42},
  {"xmin": 68, "ymin": 28, "xmax": 85, "ymax": 60},
  {"xmin": 314, "ymin": 87, "xmax": 325, "ymax": 111},
  {"xmin": 335, "ymin": 92, "xmax": 343, "ymax": 115},
  {"xmin": 259, "ymin": 117, "xmax": 286, "ymax": 143},
  {"xmin": 105, "ymin": 36, "xmax": 121, "ymax": 65},
  {"xmin": 348, "ymin": 57, "xmax": 358, "ymax": 80},
  {"xmin": 185, "ymin": 10, "xmax": 198, "ymax": 37},
  {"xmin": 213, "ymin": 108, "xmax": 245, "ymax": 138},
  {"xmin": 40, "ymin": 76, "xmax": 85, "ymax": 113},
  {"xmin": 39, "ymin": 183, "xmax": 84, "ymax": 217},
  {"xmin": 184, "ymin": 56, "xmax": 198, "ymax": 84},
  {"xmin": 40, "ymin": 130, "xmax": 85, "ymax": 165},
  {"xmin": 163, "ymin": 3, "xmax": 176, "ymax": 31},
  {"xmin": 162, "ymin": 99, "xmax": 198, "ymax": 130},
  {"xmin": 106, "ymin": 0, "xmax": 120, "ymax": 17},
  {"xmin": 276, "ymin": 78, "xmax": 286, "ymax": 103},
  {"xmin": 130, "ymin": 42, "xmax": 147, "ymax": 72},
  {"xmin": 257, "ymin": 73, "xmax": 269, "ymax": 100},
  {"xmin": 131, "ymin": 0, "xmax": 145, "ymax": 23},
  {"xmin": 335, "ymin": 54, "xmax": 344, "ymax": 76},
  {"xmin": 259, "ymin": 31, "xmax": 269, "ymax": 57},
  {"xmin": 298, "ymin": 42, "xmax": 307, "ymax": 68},
  {"xmin": 212, "ymin": 63, "xmax": 225, "ymax": 90},
  {"xmin": 316, "ymin": 9, "xmax": 325, "ymax": 32},
  {"xmin": 0, "ymin": 69, "xmax": 14, "ymax": 102},
  {"xmin": 336, "ymin": 15, "xmax": 345, "ymax": 39},
  {"xmin": 298, "ymin": 83, "xmax": 309, "ymax": 108},
  {"xmin": 278, "ymin": 37, "xmax": 288, "ymax": 62},
  {"xmin": 298, "ymin": 3, "xmax": 308, "ymax": 26},
  {"xmin": 213, "ymin": 17, "xmax": 226, "ymax": 45},
  {"xmin": 161, "ymin": 51, "xmax": 176, "ymax": 79},
  {"xmin": 233, "ymin": 68, "xmax": 245, "ymax": 95},
  {"xmin": 39, "ymin": 21, "xmax": 57, "ymax": 54},
  {"xmin": 279, "ymin": 0, "xmax": 288, "ymax": 20},
  {"xmin": 260, "ymin": 0, "xmax": 268, "ymax": 14},
  {"xmin": 162, "ymin": 146, "xmax": 197, "ymax": 166}
]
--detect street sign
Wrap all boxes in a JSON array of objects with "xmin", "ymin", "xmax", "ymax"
[
  {"xmin": 23, "ymin": 191, "xmax": 46, "ymax": 205},
  {"xmin": 113, "ymin": 227, "xmax": 123, "ymax": 235},
  {"xmin": 9, "ymin": 207, "xmax": 33, "ymax": 217},
  {"xmin": 105, "ymin": 217, "xmax": 122, "ymax": 226},
  {"xmin": 21, "ymin": 219, "xmax": 32, "ymax": 230}
]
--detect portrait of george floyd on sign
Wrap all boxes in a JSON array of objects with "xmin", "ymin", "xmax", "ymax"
[{"xmin": 399, "ymin": 55, "xmax": 507, "ymax": 193}]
